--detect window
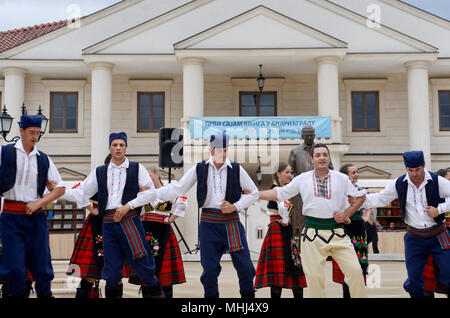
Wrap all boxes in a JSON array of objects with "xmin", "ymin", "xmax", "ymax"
[
  {"xmin": 50, "ymin": 92, "xmax": 78, "ymax": 133},
  {"xmin": 438, "ymin": 91, "xmax": 450, "ymax": 131},
  {"xmin": 239, "ymin": 92, "xmax": 277, "ymax": 116},
  {"xmin": 351, "ymin": 91, "xmax": 380, "ymax": 132},
  {"xmin": 137, "ymin": 92, "xmax": 165, "ymax": 132},
  {"xmin": 256, "ymin": 227, "xmax": 264, "ymax": 240}
]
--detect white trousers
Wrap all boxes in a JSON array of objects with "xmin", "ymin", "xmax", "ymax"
[{"xmin": 301, "ymin": 227, "xmax": 368, "ymax": 298}]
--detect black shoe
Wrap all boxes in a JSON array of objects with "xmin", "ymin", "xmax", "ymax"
[
  {"xmin": 142, "ymin": 283, "xmax": 165, "ymax": 299},
  {"xmin": 240, "ymin": 290, "xmax": 255, "ymax": 299},
  {"xmin": 75, "ymin": 279, "xmax": 94, "ymax": 299},
  {"xmin": 105, "ymin": 284, "xmax": 123, "ymax": 298}
]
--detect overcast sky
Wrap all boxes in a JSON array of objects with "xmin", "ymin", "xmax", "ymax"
[{"xmin": 0, "ymin": 0, "xmax": 448, "ymax": 32}]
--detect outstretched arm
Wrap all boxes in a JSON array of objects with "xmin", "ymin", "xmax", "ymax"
[
  {"xmin": 26, "ymin": 157, "xmax": 65, "ymax": 214},
  {"xmin": 259, "ymin": 189, "xmax": 278, "ymax": 201}
]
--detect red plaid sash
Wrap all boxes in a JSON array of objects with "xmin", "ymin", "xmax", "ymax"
[
  {"xmin": 103, "ymin": 209, "xmax": 148, "ymax": 260},
  {"xmin": 143, "ymin": 212, "xmax": 167, "ymax": 223},
  {"xmin": 201, "ymin": 208, "xmax": 243, "ymax": 253},
  {"xmin": 407, "ymin": 223, "xmax": 450, "ymax": 249},
  {"xmin": 2, "ymin": 200, "xmax": 43, "ymax": 215}
]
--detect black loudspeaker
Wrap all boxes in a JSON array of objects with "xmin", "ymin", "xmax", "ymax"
[{"xmin": 159, "ymin": 128, "xmax": 183, "ymax": 168}]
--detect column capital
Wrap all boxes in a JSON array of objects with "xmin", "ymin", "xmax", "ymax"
[
  {"xmin": 2, "ymin": 67, "xmax": 27, "ymax": 77},
  {"xmin": 315, "ymin": 55, "xmax": 342, "ymax": 65},
  {"xmin": 404, "ymin": 60, "xmax": 431, "ymax": 71},
  {"xmin": 89, "ymin": 62, "xmax": 115, "ymax": 72},
  {"xmin": 181, "ymin": 57, "xmax": 206, "ymax": 66}
]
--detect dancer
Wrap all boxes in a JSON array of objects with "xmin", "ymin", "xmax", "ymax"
[
  {"xmin": 255, "ymin": 162, "xmax": 307, "ymax": 298},
  {"xmin": 158, "ymin": 131, "xmax": 258, "ymax": 298},
  {"xmin": 332, "ymin": 164, "xmax": 369, "ymax": 298},
  {"xmin": 364, "ymin": 151, "xmax": 450, "ymax": 298},
  {"xmin": 259, "ymin": 144, "xmax": 368, "ymax": 298},
  {"xmin": 127, "ymin": 166, "xmax": 187, "ymax": 298},
  {"xmin": 0, "ymin": 115, "xmax": 65, "ymax": 298},
  {"xmin": 78, "ymin": 132, "xmax": 163, "ymax": 298}
]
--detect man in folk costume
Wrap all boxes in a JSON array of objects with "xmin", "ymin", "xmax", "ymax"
[
  {"xmin": 259, "ymin": 144, "xmax": 368, "ymax": 298},
  {"xmin": 364, "ymin": 150, "xmax": 450, "ymax": 298},
  {"xmin": 158, "ymin": 131, "xmax": 259, "ymax": 298},
  {"xmin": 125, "ymin": 166, "xmax": 187, "ymax": 298},
  {"xmin": 79, "ymin": 132, "xmax": 163, "ymax": 298},
  {"xmin": 0, "ymin": 115, "xmax": 65, "ymax": 298}
]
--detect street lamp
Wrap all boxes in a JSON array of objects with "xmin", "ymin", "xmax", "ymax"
[
  {"xmin": 36, "ymin": 105, "xmax": 48, "ymax": 141},
  {"xmin": 257, "ymin": 64, "xmax": 265, "ymax": 93},
  {"xmin": 0, "ymin": 105, "xmax": 15, "ymax": 142},
  {"xmin": 0, "ymin": 103, "xmax": 48, "ymax": 143},
  {"xmin": 256, "ymin": 164, "xmax": 262, "ymax": 186}
]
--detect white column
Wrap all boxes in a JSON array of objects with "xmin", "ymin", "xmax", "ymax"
[
  {"xmin": 182, "ymin": 57, "xmax": 205, "ymax": 120},
  {"xmin": 180, "ymin": 57, "xmax": 205, "ymax": 253},
  {"xmin": 90, "ymin": 62, "xmax": 114, "ymax": 170},
  {"xmin": 2, "ymin": 67, "xmax": 26, "ymax": 140},
  {"xmin": 316, "ymin": 56, "xmax": 341, "ymax": 142},
  {"xmin": 405, "ymin": 61, "xmax": 431, "ymax": 169}
]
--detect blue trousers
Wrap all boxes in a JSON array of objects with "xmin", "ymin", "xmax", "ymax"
[
  {"xmin": 199, "ymin": 220, "xmax": 255, "ymax": 297},
  {"xmin": 0, "ymin": 212, "xmax": 53, "ymax": 297},
  {"xmin": 404, "ymin": 230, "xmax": 450, "ymax": 298},
  {"xmin": 101, "ymin": 214, "xmax": 159, "ymax": 292}
]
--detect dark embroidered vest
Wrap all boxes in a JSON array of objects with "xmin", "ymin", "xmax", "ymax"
[
  {"xmin": 196, "ymin": 160, "xmax": 242, "ymax": 208},
  {"xmin": 96, "ymin": 160, "xmax": 139, "ymax": 217},
  {"xmin": 395, "ymin": 172, "xmax": 445, "ymax": 224},
  {"xmin": 0, "ymin": 143, "xmax": 49, "ymax": 198}
]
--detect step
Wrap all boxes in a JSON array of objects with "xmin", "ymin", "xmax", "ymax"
[{"xmin": 51, "ymin": 277, "xmax": 81, "ymax": 289}]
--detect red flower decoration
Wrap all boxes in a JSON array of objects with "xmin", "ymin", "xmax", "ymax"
[{"xmin": 146, "ymin": 235, "xmax": 151, "ymax": 241}]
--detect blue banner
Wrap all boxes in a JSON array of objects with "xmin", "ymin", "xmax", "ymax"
[{"xmin": 190, "ymin": 116, "xmax": 332, "ymax": 139}]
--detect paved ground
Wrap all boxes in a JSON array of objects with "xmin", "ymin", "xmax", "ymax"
[
  {"xmin": 34, "ymin": 260, "xmax": 447, "ymax": 298},
  {"xmin": 118, "ymin": 260, "xmax": 446, "ymax": 298}
]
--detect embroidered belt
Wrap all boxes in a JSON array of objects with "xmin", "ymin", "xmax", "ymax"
[
  {"xmin": 103, "ymin": 209, "xmax": 148, "ymax": 260},
  {"xmin": 142, "ymin": 212, "xmax": 166, "ymax": 223},
  {"xmin": 269, "ymin": 214, "xmax": 282, "ymax": 223},
  {"xmin": 305, "ymin": 216, "xmax": 342, "ymax": 230},
  {"xmin": 2, "ymin": 199, "xmax": 43, "ymax": 215},
  {"xmin": 201, "ymin": 208, "xmax": 243, "ymax": 253},
  {"xmin": 407, "ymin": 222, "xmax": 450, "ymax": 249}
]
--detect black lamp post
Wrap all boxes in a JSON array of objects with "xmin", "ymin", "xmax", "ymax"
[
  {"xmin": 36, "ymin": 105, "xmax": 48, "ymax": 141},
  {"xmin": 256, "ymin": 164, "xmax": 262, "ymax": 186},
  {"xmin": 0, "ymin": 105, "xmax": 16, "ymax": 142},
  {"xmin": 257, "ymin": 64, "xmax": 265, "ymax": 93},
  {"xmin": 0, "ymin": 103, "xmax": 48, "ymax": 143}
]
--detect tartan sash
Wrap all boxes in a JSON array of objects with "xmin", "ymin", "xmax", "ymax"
[
  {"xmin": 103, "ymin": 209, "xmax": 149, "ymax": 260},
  {"xmin": 2, "ymin": 199, "xmax": 43, "ymax": 215},
  {"xmin": 407, "ymin": 223, "xmax": 450, "ymax": 250},
  {"xmin": 201, "ymin": 208, "xmax": 243, "ymax": 253}
]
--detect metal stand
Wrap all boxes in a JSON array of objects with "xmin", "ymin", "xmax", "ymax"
[
  {"xmin": 166, "ymin": 167, "xmax": 193, "ymax": 253},
  {"xmin": 239, "ymin": 208, "xmax": 260, "ymax": 256},
  {"xmin": 185, "ymin": 207, "xmax": 201, "ymax": 254}
]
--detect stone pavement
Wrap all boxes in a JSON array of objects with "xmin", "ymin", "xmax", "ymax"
[{"xmin": 45, "ymin": 260, "xmax": 447, "ymax": 298}]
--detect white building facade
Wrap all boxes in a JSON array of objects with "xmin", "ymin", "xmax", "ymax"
[{"xmin": 1, "ymin": 0, "xmax": 450, "ymax": 253}]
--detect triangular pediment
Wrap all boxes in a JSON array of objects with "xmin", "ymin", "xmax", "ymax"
[
  {"xmin": 58, "ymin": 167, "xmax": 87, "ymax": 181},
  {"xmin": 174, "ymin": 6, "xmax": 347, "ymax": 50},
  {"xmin": 357, "ymin": 165, "xmax": 392, "ymax": 179},
  {"xmin": 0, "ymin": 0, "xmax": 440, "ymax": 60}
]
